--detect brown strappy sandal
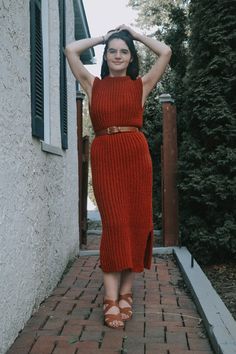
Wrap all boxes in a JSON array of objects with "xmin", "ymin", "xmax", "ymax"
[
  {"xmin": 119, "ymin": 293, "xmax": 133, "ymax": 321},
  {"xmin": 103, "ymin": 299, "xmax": 124, "ymax": 329}
]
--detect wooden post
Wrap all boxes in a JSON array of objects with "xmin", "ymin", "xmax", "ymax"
[
  {"xmin": 159, "ymin": 94, "xmax": 179, "ymax": 246},
  {"xmin": 81, "ymin": 135, "xmax": 89, "ymax": 245},
  {"xmin": 76, "ymin": 85, "xmax": 85, "ymax": 248}
]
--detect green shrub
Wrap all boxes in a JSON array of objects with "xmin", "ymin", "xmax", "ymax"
[{"xmin": 178, "ymin": 0, "xmax": 236, "ymax": 264}]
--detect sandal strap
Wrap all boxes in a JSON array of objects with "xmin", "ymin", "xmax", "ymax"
[
  {"xmin": 119, "ymin": 293, "xmax": 133, "ymax": 306},
  {"xmin": 120, "ymin": 307, "xmax": 132, "ymax": 315},
  {"xmin": 103, "ymin": 301, "xmax": 124, "ymax": 328},
  {"xmin": 104, "ymin": 313, "xmax": 123, "ymax": 322},
  {"xmin": 103, "ymin": 299, "xmax": 119, "ymax": 314}
]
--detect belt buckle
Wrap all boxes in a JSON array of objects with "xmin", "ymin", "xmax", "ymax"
[{"xmin": 107, "ymin": 126, "xmax": 120, "ymax": 134}]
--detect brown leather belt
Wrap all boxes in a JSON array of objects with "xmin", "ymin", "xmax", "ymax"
[{"xmin": 95, "ymin": 126, "xmax": 140, "ymax": 136}]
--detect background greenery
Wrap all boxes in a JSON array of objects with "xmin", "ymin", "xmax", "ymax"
[{"xmin": 128, "ymin": 0, "xmax": 236, "ymax": 264}]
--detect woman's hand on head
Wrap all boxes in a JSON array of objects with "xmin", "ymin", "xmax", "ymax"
[
  {"xmin": 103, "ymin": 29, "xmax": 117, "ymax": 42},
  {"xmin": 103, "ymin": 25, "xmax": 139, "ymax": 42},
  {"xmin": 115, "ymin": 24, "xmax": 138, "ymax": 40}
]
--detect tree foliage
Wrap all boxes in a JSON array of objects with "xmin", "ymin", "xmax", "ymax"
[
  {"xmin": 178, "ymin": 0, "xmax": 236, "ymax": 263},
  {"xmin": 128, "ymin": 0, "xmax": 236, "ymax": 263},
  {"xmin": 129, "ymin": 0, "xmax": 189, "ymax": 229},
  {"xmin": 128, "ymin": 0, "xmax": 188, "ymax": 30}
]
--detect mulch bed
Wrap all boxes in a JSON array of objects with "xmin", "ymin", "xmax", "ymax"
[{"xmin": 202, "ymin": 262, "xmax": 236, "ymax": 320}]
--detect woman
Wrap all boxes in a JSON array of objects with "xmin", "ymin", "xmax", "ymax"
[{"xmin": 65, "ymin": 24, "xmax": 171, "ymax": 329}]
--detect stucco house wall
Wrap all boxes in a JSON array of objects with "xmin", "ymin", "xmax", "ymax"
[{"xmin": 0, "ymin": 1, "xmax": 81, "ymax": 353}]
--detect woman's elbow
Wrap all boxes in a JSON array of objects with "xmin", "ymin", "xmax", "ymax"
[
  {"xmin": 165, "ymin": 46, "xmax": 172, "ymax": 57},
  {"xmin": 162, "ymin": 46, "xmax": 172, "ymax": 64},
  {"xmin": 64, "ymin": 45, "xmax": 73, "ymax": 56}
]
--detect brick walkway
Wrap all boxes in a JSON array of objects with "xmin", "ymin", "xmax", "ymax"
[{"xmin": 7, "ymin": 234, "xmax": 214, "ymax": 354}]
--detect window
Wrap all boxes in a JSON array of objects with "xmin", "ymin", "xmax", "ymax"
[
  {"xmin": 30, "ymin": 0, "xmax": 44, "ymax": 139},
  {"xmin": 59, "ymin": 0, "xmax": 68, "ymax": 149},
  {"xmin": 30, "ymin": 0, "xmax": 68, "ymax": 153}
]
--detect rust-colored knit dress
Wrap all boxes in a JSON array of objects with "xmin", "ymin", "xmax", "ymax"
[{"xmin": 90, "ymin": 76, "xmax": 153, "ymax": 273}]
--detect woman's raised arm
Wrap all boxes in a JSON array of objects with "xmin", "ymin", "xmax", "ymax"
[
  {"xmin": 65, "ymin": 36, "xmax": 104, "ymax": 97},
  {"xmin": 115, "ymin": 25, "xmax": 172, "ymax": 105}
]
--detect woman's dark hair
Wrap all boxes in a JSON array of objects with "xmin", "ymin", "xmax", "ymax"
[{"xmin": 101, "ymin": 30, "xmax": 139, "ymax": 80}]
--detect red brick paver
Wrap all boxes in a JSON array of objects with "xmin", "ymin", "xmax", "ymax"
[{"xmin": 7, "ymin": 235, "xmax": 214, "ymax": 354}]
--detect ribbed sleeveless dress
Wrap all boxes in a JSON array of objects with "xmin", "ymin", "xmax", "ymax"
[{"xmin": 90, "ymin": 76, "xmax": 153, "ymax": 273}]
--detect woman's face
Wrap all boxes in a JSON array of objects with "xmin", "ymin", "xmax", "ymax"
[{"xmin": 105, "ymin": 38, "xmax": 132, "ymax": 76}]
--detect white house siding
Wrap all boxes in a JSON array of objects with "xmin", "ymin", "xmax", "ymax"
[{"xmin": 0, "ymin": 1, "xmax": 79, "ymax": 353}]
